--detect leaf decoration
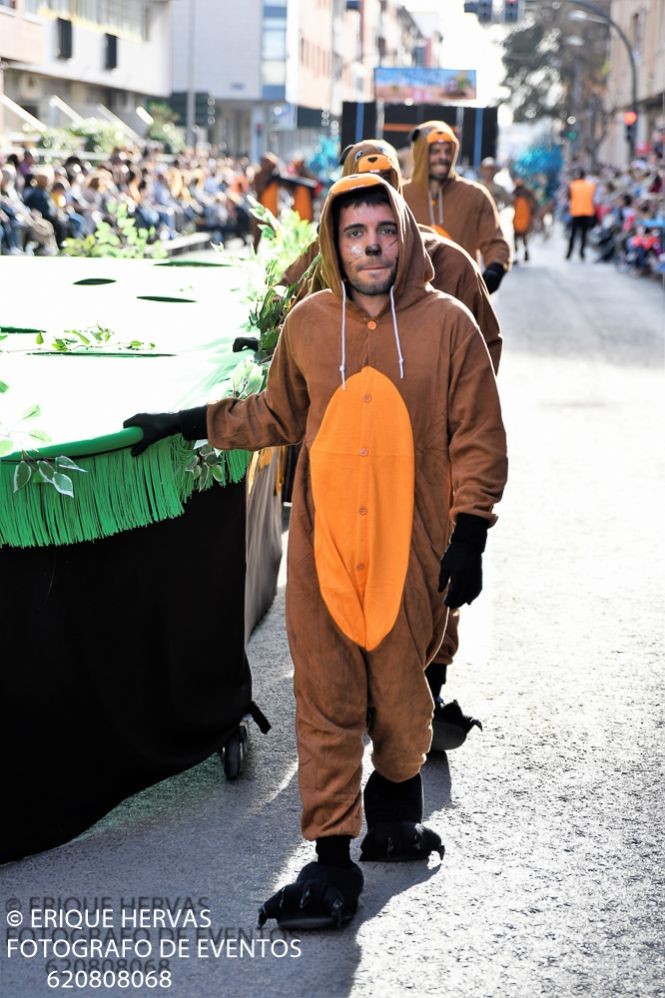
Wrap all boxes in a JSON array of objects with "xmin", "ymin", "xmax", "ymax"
[
  {"xmin": 55, "ymin": 455, "xmax": 87, "ymax": 473},
  {"xmin": 52, "ymin": 473, "xmax": 74, "ymax": 497},
  {"xmin": 13, "ymin": 461, "xmax": 32, "ymax": 493}
]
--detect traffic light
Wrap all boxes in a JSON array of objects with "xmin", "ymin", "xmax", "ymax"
[
  {"xmin": 463, "ymin": 1, "xmax": 494, "ymax": 21},
  {"xmin": 504, "ymin": 0, "xmax": 521, "ymax": 24},
  {"xmin": 195, "ymin": 92, "xmax": 216, "ymax": 128},
  {"xmin": 623, "ymin": 109, "xmax": 637, "ymax": 145}
]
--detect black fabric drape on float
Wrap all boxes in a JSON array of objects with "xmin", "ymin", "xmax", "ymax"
[{"xmin": 0, "ymin": 483, "xmax": 249, "ymax": 863}]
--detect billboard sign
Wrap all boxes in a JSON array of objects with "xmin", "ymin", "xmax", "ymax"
[{"xmin": 374, "ymin": 67, "xmax": 477, "ymax": 103}]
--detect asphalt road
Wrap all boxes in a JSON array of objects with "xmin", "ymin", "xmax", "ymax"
[{"xmin": 1, "ymin": 230, "xmax": 663, "ymax": 998}]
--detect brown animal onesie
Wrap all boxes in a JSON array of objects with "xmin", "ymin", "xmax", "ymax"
[
  {"xmin": 204, "ymin": 175, "xmax": 507, "ymax": 839},
  {"xmin": 403, "ymin": 121, "xmax": 510, "ymax": 273}
]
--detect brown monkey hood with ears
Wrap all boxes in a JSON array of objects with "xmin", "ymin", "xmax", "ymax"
[
  {"xmin": 409, "ymin": 120, "xmax": 460, "ymax": 190},
  {"xmin": 340, "ymin": 139, "xmax": 403, "ymax": 194}
]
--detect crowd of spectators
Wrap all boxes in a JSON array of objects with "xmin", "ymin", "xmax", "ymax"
[
  {"xmin": 0, "ymin": 145, "xmax": 271, "ymax": 255},
  {"xmin": 563, "ymin": 156, "xmax": 664, "ymax": 276},
  {"xmin": 3, "ymin": 140, "xmax": 663, "ymax": 276}
]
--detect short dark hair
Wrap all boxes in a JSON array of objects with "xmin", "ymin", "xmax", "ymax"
[{"xmin": 332, "ymin": 183, "xmax": 392, "ymax": 234}]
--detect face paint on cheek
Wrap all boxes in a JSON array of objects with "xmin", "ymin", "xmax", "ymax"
[{"xmin": 347, "ymin": 243, "xmax": 364, "ymax": 256}]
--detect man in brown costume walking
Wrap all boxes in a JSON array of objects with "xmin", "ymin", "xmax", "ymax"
[
  {"xmin": 403, "ymin": 120, "xmax": 510, "ymax": 294},
  {"xmin": 125, "ymin": 175, "xmax": 507, "ymax": 930}
]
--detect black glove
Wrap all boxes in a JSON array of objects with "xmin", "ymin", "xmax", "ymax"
[
  {"xmin": 482, "ymin": 262, "xmax": 505, "ymax": 294},
  {"xmin": 232, "ymin": 336, "xmax": 259, "ymax": 353},
  {"xmin": 438, "ymin": 512, "xmax": 489, "ymax": 608},
  {"xmin": 123, "ymin": 405, "xmax": 208, "ymax": 457}
]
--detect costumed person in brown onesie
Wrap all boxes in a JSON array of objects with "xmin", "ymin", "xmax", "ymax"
[
  {"xmin": 251, "ymin": 152, "xmax": 281, "ymax": 249},
  {"xmin": 512, "ymin": 177, "xmax": 537, "ymax": 264},
  {"xmin": 124, "ymin": 174, "xmax": 508, "ymax": 930},
  {"xmin": 248, "ymin": 138, "xmax": 501, "ymax": 750},
  {"xmin": 402, "ymin": 120, "xmax": 510, "ymax": 294}
]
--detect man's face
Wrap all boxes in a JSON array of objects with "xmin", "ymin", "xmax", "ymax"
[
  {"xmin": 428, "ymin": 141, "xmax": 454, "ymax": 181},
  {"xmin": 337, "ymin": 200, "xmax": 399, "ymax": 297}
]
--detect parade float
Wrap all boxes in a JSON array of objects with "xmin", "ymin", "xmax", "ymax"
[{"xmin": 0, "ymin": 206, "xmax": 315, "ymax": 862}]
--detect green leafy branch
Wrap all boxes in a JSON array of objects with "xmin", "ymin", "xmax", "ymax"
[
  {"xmin": 0, "ymin": 401, "xmax": 50, "ymax": 459},
  {"xmin": 230, "ymin": 356, "xmax": 265, "ymax": 398},
  {"xmin": 61, "ymin": 201, "xmax": 167, "ymax": 260},
  {"xmin": 185, "ymin": 355, "xmax": 264, "ymax": 493},
  {"xmin": 243, "ymin": 256, "xmax": 320, "ymax": 358},
  {"xmin": 34, "ymin": 324, "xmax": 156, "ymax": 354},
  {"xmin": 0, "ymin": 396, "xmax": 87, "ymax": 498},
  {"xmin": 238, "ymin": 200, "xmax": 319, "ymax": 359},
  {"xmin": 184, "ymin": 443, "xmax": 229, "ymax": 492},
  {"xmin": 12, "ymin": 452, "xmax": 87, "ymax": 498}
]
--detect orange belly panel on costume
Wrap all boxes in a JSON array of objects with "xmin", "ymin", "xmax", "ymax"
[
  {"xmin": 310, "ymin": 367, "xmax": 415, "ymax": 651},
  {"xmin": 260, "ymin": 181, "xmax": 280, "ymax": 216},
  {"xmin": 432, "ymin": 223, "xmax": 452, "ymax": 240},
  {"xmin": 513, "ymin": 199, "xmax": 531, "ymax": 233},
  {"xmin": 293, "ymin": 185, "xmax": 314, "ymax": 221}
]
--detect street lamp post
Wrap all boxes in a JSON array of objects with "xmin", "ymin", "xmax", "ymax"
[
  {"xmin": 563, "ymin": 0, "xmax": 638, "ymax": 161},
  {"xmin": 186, "ymin": 0, "xmax": 197, "ymax": 149}
]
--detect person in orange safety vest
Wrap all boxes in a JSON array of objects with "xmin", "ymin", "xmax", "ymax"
[{"xmin": 566, "ymin": 168, "xmax": 596, "ymax": 261}]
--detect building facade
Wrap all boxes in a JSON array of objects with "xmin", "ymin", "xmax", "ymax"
[
  {"xmin": 600, "ymin": 0, "xmax": 665, "ymax": 163},
  {"xmin": 0, "ymin": 0, "xmax": 46, "ymax": 138},
  {"xmin": 171, "ymin": 0, "xmax": 435, "ymax": 161},
  {"xmin": 2, "ymin": 0, "xmax": 444, "ymax": 161},
  {"xmin": 1, "ymin": 0, "xmax": 171, "ymax": 145}
]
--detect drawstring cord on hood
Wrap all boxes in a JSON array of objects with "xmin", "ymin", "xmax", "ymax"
[
  {"xmin": 389, "ymin": 286, "xmax": 405, "ymax": 380},
  {"xmin": 339, "ymin": 282, "xmax": 347, "ymax": 389},
  {"xmin": 428, "ymin": 188, "xmax": 444, "ymax": 228},
  {"xmin": 338, "ymin": 283, "xmax": 405, "ymax": 386}
]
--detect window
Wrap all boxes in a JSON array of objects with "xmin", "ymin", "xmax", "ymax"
[
  {"xmin": 56, "ymin": 16, "xmax": 73, "ymax": 59},
  {"xmin": 25, "ymin": 1, "xmax": 146, "ymax": 37},
  {"xmin": 263, "ymin": 60, "xmax": 286, "ymax": 86},
  {"xmin": 263, "ymin": 16, "xmax": 287, "ymax": 60},
  {"xmin": 104, "ymin": 32, "xmax": 117, "ymax": 69}
]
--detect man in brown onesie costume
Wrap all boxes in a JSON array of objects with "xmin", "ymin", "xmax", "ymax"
[
  {"xmin": 403, "ymin": 120, "xmax": 510, "ymax": 295},
  {"xmin": 125, "ymin": 174, "xmax": 507, "ymax": 930},
  {"xmin": 272, "ymin": 138, "xmax": 501, "ymax": 749}
]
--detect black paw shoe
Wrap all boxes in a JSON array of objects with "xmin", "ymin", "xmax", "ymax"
[
  {"xmin": 430, "ymin": 698, "xmax": 482, "ymax": 753},
  {"xmin": 360, "ymin": 821, "xmax": 444, "ymax": 863},
  {"xmin": 257, "ymin": 861, "xmax": 363, "ymax": 931}
]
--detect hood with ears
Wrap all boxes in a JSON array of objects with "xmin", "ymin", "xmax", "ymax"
[
  {"xmin": 340, "ymin": 139, "xmax": 403, "ymax": 194},
  {"xmin": 410, "ymin": 120, "xmax": 460, "ymax": 191},
  {"xmin": 317, "ymin": 173, "xmax": 434, "ymax": 309}
]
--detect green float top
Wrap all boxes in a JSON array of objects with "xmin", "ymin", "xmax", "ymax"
[{"xmin": 0, "ymin": 257, "xmax": 256, "ymax": 548}]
